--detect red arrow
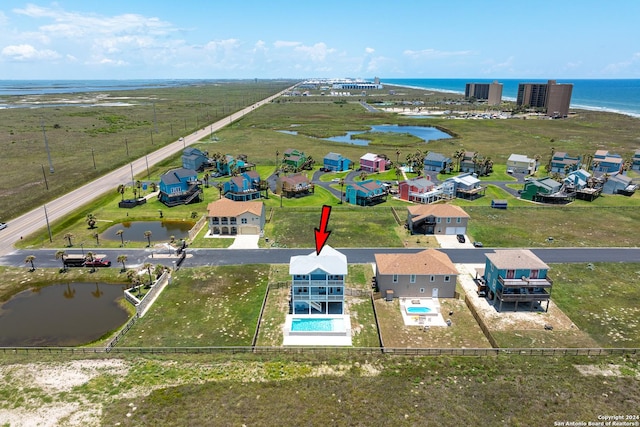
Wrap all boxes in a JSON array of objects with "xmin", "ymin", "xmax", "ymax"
[{"xmin": 314, "ymin": 205, "xmax": 332, "ymax": 255}]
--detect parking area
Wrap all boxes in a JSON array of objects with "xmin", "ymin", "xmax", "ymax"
[{"xmin": 435, "ymin": 234, "xmax": 475, "ymax": 248}]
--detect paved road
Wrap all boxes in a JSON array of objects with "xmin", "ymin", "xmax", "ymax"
[
  {"xmin": 0, "ymin": 88, "xmax": 293, "ymax": 258},
  {"xmin": 2, "ymin": 247, "xmax": 639, "ymax": 270}
]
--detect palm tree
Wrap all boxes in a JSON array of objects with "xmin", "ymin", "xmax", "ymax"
[
  {"xmin": 149, "ymin": 182, "xmax": 157, "ymax": 192},
  {"xmin": 55, "ymin": 250, "xmax": 67, "ymax": 271},
  {"xmin": 117, "ymin": 184, "xmax": 126, "ymax": 201},
  {"xmin": 64, "ymin": 233, "xmax": 74, "ymax": 247},
  {"xmin": 358, "ymin": 171, "xmax": 368, "ymax": 182},
  {"xmin": 117, "ymin": 254, "xmax": 128, "ymax": 272},
  {"xmin": 116, "ymin": 229, "xmax": 124, "ymax": 247},
  {"xmin": 93, "ymin": 232, "xmax": 100, "ymax": 246},
  {"xmin": 136, "ymin": 180, "xmax": 142, "ymax": 196},
  {"xmin": 143, "ymin": 262, "xmax": 154, "ymax": 286},
  {"xmin": 24, "ymin": 255, "xmax": 36, "ymax": 271},
  {"xmin": 86, "ymin": 213, "xmax": 97, "ymax": 229},
  {"xmin": 203, "ymin": 172, "xmax": 210, "ymax": 188},
  {"xmin": 144, "ymin": 230, "xmax": 152, "ymax": 247},
  {"xmin": 85, "ymin": 251, "xmax": 95, "ymax": 272},
  {"xmin": 339, "ymin": 178, "xmax": 345, "ymax": 204},
  {"xmin": 216, "ymin": 182, "xmax": 224, "ymax": 199}
]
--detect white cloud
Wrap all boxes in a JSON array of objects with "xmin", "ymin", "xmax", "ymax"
[
  {"xmin": 293, "ymin": 42, "xmax": 334, "ymax": 62},
  {"xmin": 403, "ymin": 48, "xmax": 473, "ymax": 59},
  {"xmin": 1, "ymin": 44, "xmax": 60, "ymax": 61},
  {"xmin": 602, "ymin": 52, "xmax": 640, "ymax": 75},
  {"xmin": 274, "ymin": 40, "xmax": 301, "ymax": 48},
  {"xmin": 365, "ymin": 47, "xmax": 375, "ymax": 54}
]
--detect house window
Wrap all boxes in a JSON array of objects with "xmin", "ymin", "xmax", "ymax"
[
  {"xmin": 430, "ymin": 275, "xmax": 435, "ymax": 282},
  {"xmin": 456, "ymin": 218, "xmax": 461, "ymax": 223},
  {"xmin": 392, "ymin": 274, "xmax": 398, "ymax": 283},
  {"xmin": 241, "ymin": 218, "xmax": 247, "ymax": 224},
  {"xmin": 436, "ymin": 218, "xmax": 441, "ymax": 223},
  {"xmin": 410, "ymin": 274, "xmax": 416, "ymax": 283},
  {"xmin": 446, "ymin": 217, "xmax": 451, "ymax": 223},
  {"xmin": 530, "ymin": 270, "xmax": 539, "ymax": 279},
  {"xmin": 419, "ymin": 288, "xmax": 425, "ymax": 293},
  {"xmin": 444, "ymin": 276, "xmax": 450, "ymax": 282},
  {"xmin": 506, "ymin": 270, "xmax": 515, "ymax": 279}
]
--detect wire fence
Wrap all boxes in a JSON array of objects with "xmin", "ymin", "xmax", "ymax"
[{"xmin": 1, "ymin": 346, "xmax": 638, "ymax": 357}]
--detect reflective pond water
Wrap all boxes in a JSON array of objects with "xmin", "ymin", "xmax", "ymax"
[
  {"xmin": 0, "ymin": 282, "xmax": 129, "ymax": 346},
  {"xmin": 101, "ymin": 220, "xmax": 194, "ymax": 243},
  {"xmin": 278, "ymin": 124, "xmax": 451, "ymax": 146}
]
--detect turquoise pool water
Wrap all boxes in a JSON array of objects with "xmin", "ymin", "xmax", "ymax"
[
  {"xmin": 406, "ymin": 306, "xmax": 432, "ymax": 314},
  {"xmin": 291, "ymin": 317, "xmax": 345, "ymax": 332}
]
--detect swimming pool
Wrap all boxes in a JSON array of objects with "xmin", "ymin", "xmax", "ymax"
[
  {"xmin": 406, "ymin": 306, "xmax": 432, "ymax": 315},
  {"xmin": 290, "ymin": 317, "xmax": 345, "ymax": 332}
]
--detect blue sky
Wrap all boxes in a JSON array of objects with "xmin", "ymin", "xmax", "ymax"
[{"xmin": 1, "ymin": 0, "xmax": 639, "ymax": 80}]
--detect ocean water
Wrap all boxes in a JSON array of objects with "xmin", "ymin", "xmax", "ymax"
[{"xmin": 382, "ymin": 78, "xmax": 640, "ymax": 118}]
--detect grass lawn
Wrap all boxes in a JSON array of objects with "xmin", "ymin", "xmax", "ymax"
[
  {"xmin": 374, "ymin": 296, "xmax": 491, "ymax": 349},
  {"xmin": 550, "ymin": 262, "xmax": 640, "ymax": 348},
  {"xmin": 94, "ymin": 353, "xmax": 640, "ymax": 426},
  {"xmin": 118, "ymin": 265, "xmax": 269, "ymax": 347}
]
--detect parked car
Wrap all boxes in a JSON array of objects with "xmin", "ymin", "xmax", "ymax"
[
  {"xmin": 456, "ymin": 234, "xmax": 466, "ymax": 243},
  {"xmin": 83, "ymin": 259, "xmax": 111, "ymax": 267},
  {"xmin": 0, "ymin": 222, "xmax": 7, "ymax": 231},
  {"xmin": 507, "ymin": 168, "xmax": 514, "ymax": 174},
  {"xmin": 473, "ymin": 241, "xmax": 484, "ymax": 248}
]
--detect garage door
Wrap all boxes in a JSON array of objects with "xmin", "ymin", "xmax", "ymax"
[
  {"xmin": 239, "ymin": 225, "xmax": 259, "ymax": 235},
  {"xmin": 445, "ymin": 227, "xmax": 466, "ymax": 235}
]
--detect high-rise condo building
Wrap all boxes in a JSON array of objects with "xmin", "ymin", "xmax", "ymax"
[
  {"xmin": 516, "ymin": 80, "xmax": 573, "ymax": 117},
  {"xmin": 465, "ymin": 81, "xmax": 503, "ymax": 106}
]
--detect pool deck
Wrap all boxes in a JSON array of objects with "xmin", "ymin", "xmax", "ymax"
[
  {"xmin": 400, "ymin": 298, "xmax": 447, "ymax": 327},
  {"xmin": 282, "ymin": 314, "xmax": 353, "ymax": 346}
]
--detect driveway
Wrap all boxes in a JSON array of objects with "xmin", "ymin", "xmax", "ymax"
[
  {"xmin": 228, "ymin": 235, "xmax": 260, "ymax": 249},
  {"xmin": 435, "ymin": 234, "xmax": 475, "ymax": 249}
]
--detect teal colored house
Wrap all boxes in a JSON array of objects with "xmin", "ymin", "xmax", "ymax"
[
  {"xmin": 345, "ymin": 179, "xmax": 387, "ymax": 206},
  {"xmin": 158, "ymin": 168, "xmax": 202, "ymax": 207},
  {"xmin": 216, "ymin": 154, "xmax": 253, "ymax": 176},
  {"xmin": 484, "ymin": 249, "xmax": 553, "ymax": 312},
  {"xmin": 223, "ymin": 171, "xmax": 261, "ymax": 201},
  {"xmin": 182, "ymin": 147, "xmax": 211, "ymax": 171},
  {"xmin": 283, "ymin": 148, "xmax": 308, "ymax": 170},
  {"xmin": 632, "ymin": 149, "xmax": 640, "ymax": 171},
  {"xmin": 323, "ymin": 152, "xmax": 351, "ymax": 172},
  {"xmin": 550, "ymin": 152, "xmax": 580, "ymax": 174}
]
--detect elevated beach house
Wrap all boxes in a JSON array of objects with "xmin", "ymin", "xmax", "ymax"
[
  {"xmin": 158, "ymin": 168, "xmax": 202, "ymax": 207},
  {"xmin": 443, "ymin": 173, "xmax": 485, "ymax": 200},
  {"xmin": 181, "ymin": 147, "xmax": 211, "ymax": 172},
  {"xmin": 520, "ymin": 177, "xmax": 562, "ymax": 202},
  {"xmin": 345, "ymin": 179, "xmax": 387, "ymax": 206},
  {"xmin": 550, "ymin": 152, "xmax": 581, "ymax": 174},
  {"xmin": 289, "ymin": 245, "xmax": 347, "ymax": 315},
  {"xmin": 323, "ymin": 152, "xmax": 352, "ymax": 172},
  {"xmin": 602, "ymin": 172, "xmax": 637, "ymax": 196},
  {"xmin": 206, "ymin": 197, "xmax": 265, "ymax": 235},
  {"xmin": 592, "ymin": 150, "xmax": 623, "ymax": 173},
  {"xmin": 406, "ymin": 204, "xmax": 469, "ymax": 235},
  {"xmin": 374, "ymin": 249, "xmax": 458, "ymax": 299},
  {"xmin": 282, "ymin": 148, "xmax": 309, "ymax": 171},
  {"xmin": 276, "ymin": 173, "xmax": 314, "ymax": 198},
  {"xmin": 423, "ymin": 152, "xmax": 452, "ymax": 173},
  {"xmin": 359, "ymin": 153, "xmax": 387, "ymax": 173},
  {"xmin": 507, "ymin": 154, "xmax": 537, "ymax": 174},
  {"xmin": 632, "ymin": 149, "xmax": 640, "ymax": 171},
  {"xmin": 398, "ymin": 177, "xmax": 441, "ymax": 204},
  {"xmin": 483, "ymin": 249, "xmax": 553, "ymax": 312},
  {"xmin": 223, "ymin": 171, "xmax": 262, "ymax": 201}
]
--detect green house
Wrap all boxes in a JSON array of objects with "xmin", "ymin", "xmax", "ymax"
[
  {"xmin": 282, "ymin": 148, "xmax": 307, "ymax": 170},
  {"xmin": 520, "ymin": 177, "xmax": 562, "ymax": 201}
]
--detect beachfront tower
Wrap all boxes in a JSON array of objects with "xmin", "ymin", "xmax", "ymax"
[
  {"xmin": 465, "ymin": 81, "xmax": 503, "ymax": 106},
  {"xmin": 517, "ymin": 80, "xmax": 573, "ymax": 118}
]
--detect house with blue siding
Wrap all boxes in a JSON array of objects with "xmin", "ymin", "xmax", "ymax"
[
  {"xmin": 216, "ymin": 154, "xmax": 254, "ymax": 176},
  {"xmin": 443, "ymin": 173, "xmax": 485, "ymax": 200},
  {"xmin": 223, "ymin": 171, "xmax": 261, "ymax": 201},
  {"xmin": 484, "ymin": 249, "xmax": 553, "ymax": 312},
  {"xmin": 323, "ymin": 152, "xmax": 352, "ymax": 172},
  {"xmin": 345, "ymin": 179, "xmax": 387, "ymax": 206},
  {"xmin": 182, "ymin": 147, "xmax": 211, "ymax": 171},
  {"xmin": 158, "ymin": 168, "xmax": 202, "ymax": 207},
  {"xmin": 632, "ymin": 149, "xmax": 640, "ymax": 171},
  {"xmin": 423, "ymin": 152, "xmax": 452, "ymax": 172},
  {"xmin": 592, "ymin": 150, "xmax": 623, "ymax": 173},
  {"xmin": 550, "ymin": 152, "xmax": 581, "ymax": 174},
  {"xmin": 563, "ymin": 169, "xmax": 591, "ymax": 190},
  {"xmin": 602, "ymin": 172, "xmax": 637, "ymax": 196}
]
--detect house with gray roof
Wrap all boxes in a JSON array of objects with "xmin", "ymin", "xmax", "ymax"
[
  {"xmin": 423, "ymin": 152, "xmax": 452, "ymax": 172},
  {"xmin": 602, "ymin": 172, "xmax": 637, "ymax": 196}
]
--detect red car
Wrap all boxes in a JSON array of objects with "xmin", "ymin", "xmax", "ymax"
[{"xmin": 83, "ymin": 259, "xmax": 111, "ymax": 267}]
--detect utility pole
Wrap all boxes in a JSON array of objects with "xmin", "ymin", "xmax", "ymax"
[
  {"xmin": 130, "ymin": 163, "xmax": 135, "ymax": 186},
  {"xmin": 41, "ymin": 119, "xmax": 54, "ymax": 173},
  {"xmin": 153, "ymin": 102, "xmax": 158, "ymax": 133},
  {"xmin": 44, "ymin": 204, "xmax": 52, "ymax": 242},
  {"xmin": 125, "ymin": 138, "xmax": 129, "ymax": 156},
  {"xmin": 91, "ymin": 148, "xmax": 96, "ymax": 169},
  {"xmin": 41, "ymin": 164, "xmax": 49, "ymax": 190},
  {"xmin": 145, "ymin": 156, "xmax": 150, "ymax": 180}
]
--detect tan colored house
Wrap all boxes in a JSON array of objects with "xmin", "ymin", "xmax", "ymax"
[
  {"xmin": 406, "ymin": 204, "xmax": 470, "ymax": 235},
  {"xmin": 374, "ymin": 249, "xmax": 459, "ymax": 299},
  {"xmin": 206, "ymin": 198, "xmax": 265, "ymax": 235},
  {"xmin": 276, "ymin": 173, "xmax": 314, "ymax": 198}
]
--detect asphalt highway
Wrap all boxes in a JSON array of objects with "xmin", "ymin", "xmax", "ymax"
[
  {"xmin": 0, "ymin": 88, "xmax": 292, "ymax": 258},
  {"xmin": 1, "ymin": 247, "xmax": 638, "ymax": 270}
]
